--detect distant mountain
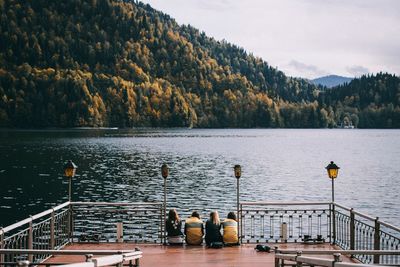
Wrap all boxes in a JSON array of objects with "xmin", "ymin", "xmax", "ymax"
[{"xmin": 312, "ymin": 75, "xmax": 353, "ymax": 88}]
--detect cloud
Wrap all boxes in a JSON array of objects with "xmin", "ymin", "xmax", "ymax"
[
  {"xmin": 141, "ymin": 0, "xmax": 400, "ymax": 78},
  {"xmin": 195, "ymin": 0, "xmax": 236, "ymax": 11},
  {"xmin": 346, "ymin": 65, "xmax": 370, "ymax": 77},
  {"xmin": 286, "ymin": 60, "xmax": 328, "ymax": 78}
]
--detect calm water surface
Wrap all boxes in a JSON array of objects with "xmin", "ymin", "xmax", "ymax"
[{"xmin": 0, "ymin": 128, "xmax": 399, "ymax": 227}]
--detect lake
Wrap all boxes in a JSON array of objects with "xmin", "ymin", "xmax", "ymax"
[{"xmin": 0, "ymin": 128, "xmax": 399, "ymax": 228}]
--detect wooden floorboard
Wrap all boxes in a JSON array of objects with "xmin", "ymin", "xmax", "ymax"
[{"xmin": 44, "ymin": 242, "xmax": 354, "ymax": 267}]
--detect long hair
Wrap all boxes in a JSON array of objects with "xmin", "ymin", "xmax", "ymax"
[
  {"xmin": 168, "ymin": 209, "xmax": 180, "ymax": 222},
  {"xmin": 210, "ymin": 211, "xmax": 220, "ymax": 225}
]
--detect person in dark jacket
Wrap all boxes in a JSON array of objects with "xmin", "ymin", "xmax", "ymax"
[
  {"xmin": 205, "ymin": 211, "xmax": 223, "ymax": 247},
  {"xmin": 166, "ymin": 209, "xmax": 183, "ymax": 244}
]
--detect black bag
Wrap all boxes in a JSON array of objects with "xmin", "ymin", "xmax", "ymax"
[
  {"xmin": 255, "ymin": 244, "xmax": 271, "ymax": 252},
  {"xmin": 209, "ymin": 242, "xmax": 224, "ymax": 249}
]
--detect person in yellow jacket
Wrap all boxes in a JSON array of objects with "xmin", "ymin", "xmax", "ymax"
[
  {"xmin": 222, "ymin": 211, "xmax": 239, "ymax": 245},
  {"xmin": 184, "ymin": 211, "xmax": 204, "ymax": 245}
]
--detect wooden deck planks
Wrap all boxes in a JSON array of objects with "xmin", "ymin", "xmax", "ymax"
[{"xmin": 44, "ymin": 243, "xmax": 353, "ymax": 267}]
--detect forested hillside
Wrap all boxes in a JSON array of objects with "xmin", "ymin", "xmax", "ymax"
[
  {"xmin": 319, "ymin": 73, "xmax": 400, "ymax": 128},
  {"xmin": 0, "ymin": 0, "xmax": 399, "ymax": 128}
]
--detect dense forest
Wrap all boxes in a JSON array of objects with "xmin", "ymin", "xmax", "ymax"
[{"xmin": 0, "ymin": 0, "xmax": 399, "ymax": 128}]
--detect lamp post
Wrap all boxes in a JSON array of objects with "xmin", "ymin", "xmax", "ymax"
[
  {"xmin": 234, "ymin": 165, "xmax": 241, "ymax": 242},
  {"xmin": 326, "ymin": 161, "xmax": 339, "ymax": 245},
  {"xmin": 161, "ymin": 163, "xmax": 169, "ymax": 245},
  {"xmin": 64, "ymin": 160, "xmax": 77, "ymax": 202},
  {"xmin": 325, "ymin": 161, "xmax": 340, "ymax": 203}
]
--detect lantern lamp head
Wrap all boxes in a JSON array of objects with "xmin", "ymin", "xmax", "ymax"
[
  {"xmin": 161, "ymin": 164, "xmax": 169, "ymax": 179},
  {"xmin": 64, "ymin": 160, "xmax": 77, "ymax": 178},
  {"xmin": 234, "ymin": 165, "xmax": 241, "ymax": 179},
  {"xmin": 326, "ymin": 161, "xmax": 340, "ymax": 179}
]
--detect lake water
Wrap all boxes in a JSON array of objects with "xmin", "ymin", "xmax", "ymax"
[{"xmin": 0, "ymin": 128, "xmax": 399, "ymax": 228}]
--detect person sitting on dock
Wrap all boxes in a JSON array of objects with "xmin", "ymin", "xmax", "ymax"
[
  {"xmin": 166, "ymin": 209, "xmax": 184, "ymax": 245},
  {"xmin": 205, "ymin": 211, "xmax": 223, "ymax": 247},
  {"xmin": 184, "ymin": 211, "xmax": 204, "ymax": 245},
  {"xmin": 222, "ymin": 211, "xmax": 239, "ymax": 245}
]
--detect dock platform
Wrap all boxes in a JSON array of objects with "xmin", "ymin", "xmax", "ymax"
[{"xmin": 44, "ymin": 243, "xmax": 354, "ymax": 267}]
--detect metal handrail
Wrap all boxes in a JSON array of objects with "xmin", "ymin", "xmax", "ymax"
[
  {"xmin": 335, "ymin": 263, "xmax": 393, "ymax": 267},
  {"xmin": 241, "ymin": 201, "xmax": 331, "ymax": 206},
  {"xmin": 378, "ymin": 221, "xmax": 400, "ymax": 233},
  {"xmin": 0, "ymin": 249, "xmax": 138, "ymax": 255},
  {"xmin": 71, "ymin": 201, "xmax": 164, "ymax": 243},
  {"xmin": 71, "ymin": 202, "xmax": 163, "ymax": 206},
  {"xmin": 334, "ymin": 203, "xmax": 377, "ymax": 222},
  {"xmin": 1, "ymin": 202, "xmax": 70, "ymax": 234},
  {"xmin": 240, "ymin": 201, "xmax": 400, "ymax": 235},
  {"xmin": 13, "ymin": 250, "xmax": 142, "ymax": 267},
  {"xmin": 333, "ymin": 203, "xmax": 353, "ymax": 212},
  {"xmin": 296, "ymin": 255, "xmax": 334, "ymax": 266},
  {"xmin": 276, "ymin": 249, "xmax": 400, "ymax": 255},
  {"xmin": 333, "ymin": 203, "xmax": 378, "ymax": 222},
  {"xmin": 57, "ymin": 251, "xmax": 142, "ymax": 267},
  {"xmin": 275, "ymin": 253, "xmax": 393, "ymax": 267}
]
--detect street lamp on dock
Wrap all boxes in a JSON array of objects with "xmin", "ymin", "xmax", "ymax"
[
  {"xmin": 326, "ymin": 161, "xmax": 340, "ymax": 245},
  {"xmin": 161, "ymin": 163, "xmax": 169, "ymax": 245},
  {"xmin": 325, "ymin": 161, "xmax": 340, "ymax": 203},
  {"xmin": 64, "ymin": 160, "xmax": 77, "ymax": 202},
  {"xmin": 234, "ymin": 165, "xmax": 241, "ymax": 242}
]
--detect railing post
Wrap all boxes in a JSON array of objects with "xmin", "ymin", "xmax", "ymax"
[
  {"xmin": 0, "ymin": 228, "xmax": 4, "ymax": 265},
  {"xmin": 237, "ymin": 177, "xmax": 240, "ymax": 243},
  {"xmin": 333, "ymin": 253, "xmax": 342, "ymax": 263},
  {"xmin": 373, "ymin": 217, "xmax": 381, "ymax": 264},
  {"xmin": 274, "ymin": 257, "xmax": 279, "ymax": 267},
  {"xmin": 328, "ymin": 203, "xmax": 332, "ymax": 244},
  {"xmin": 50, "ymin": 209, "xmax": 55, "ymax": 250},
  {"xmin": 331, "ymin": 203, "xmax": 336, "ymax": 245},
  {"xmin": 350, "ymin": 208, "xmax": 355, "ymax": 253},
  {"xmin": 117, "ymin": 251, "xmax": 123, "ymax": 267},
  {"xmin": 274, "ymin": 254, "xmax": 280, "ymax": 267},
  {"xmin": 296, "ymin": 251, "xmax": 302, "ymax": 267},
  {"xmin": 85, "ymin": 254, "xmax": 93, "ymax": 262},
  {"xmin": 28, "ymin": 216, "xmax": 33, "ymax": 262},
  {"xmin": 163, "ymin": 178, "xmax": 166, "ymax": 245},
  {"xmin": 135, "ymin": 248, "xmax": 140, "ymax": 267},
  {"xmin": 160, "ymin": 205, "xmax": 163, "ymax": 244},
  {"xmin": 240, "ymin": 203, "xmax": 243, "ymax": 244},
  {"xmin": 68, "ymin": 203, "xmax": 73, "ymax": 243}
]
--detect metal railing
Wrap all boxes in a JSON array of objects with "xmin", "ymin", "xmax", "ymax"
[
  {"xmin": 240, "ymin": 202, "xmax": 400, "ymax": 265},
  {"xmin": 275, "ymin": 253, "xmax": 387, "ymax": 267},
  {"xmin": 240, "ymin": 202, "xmax": 331, "ymax": 243},
  {"xmin": 1, "ymin": 201, "xmax": 400, "ymax": 266},
  {"xmin": 0, "ymin": 249, "xmax": 142, "ymax": 267},
  {"xmin": 333, "ymin": 203, "xmax": 400, "ymax": 265},
  {"xmin": 0, "ymin": 202, "xmax": 70, "ymax": 264},
  {"xmin": 275, "ymin": 250, "xmax": 400, "ymax": 267},
  {"xmin": 71, "ymin": 202, "xmax": 163, "ymax": 243},
  {"xmin": 0, "ymin": 201, "xmax": 162, "ymax": 266}
]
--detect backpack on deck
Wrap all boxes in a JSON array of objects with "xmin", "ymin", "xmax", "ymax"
[{"xmin": 254, "ymin": 244, "xmax": 271, "ymax": 252}]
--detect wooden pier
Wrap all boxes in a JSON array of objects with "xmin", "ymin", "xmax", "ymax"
[
  {"xmin": 2, "ymin": 201, "xmax": 399, "ymax": 266},
  {"xmin": 44, "ymin": 243, "xmax": 354, "ymax": 267}
]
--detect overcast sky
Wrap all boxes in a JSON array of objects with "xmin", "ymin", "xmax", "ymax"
[{"xmin": 140, "ymin": 0, "xmax": 400, "ymax": 79}]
